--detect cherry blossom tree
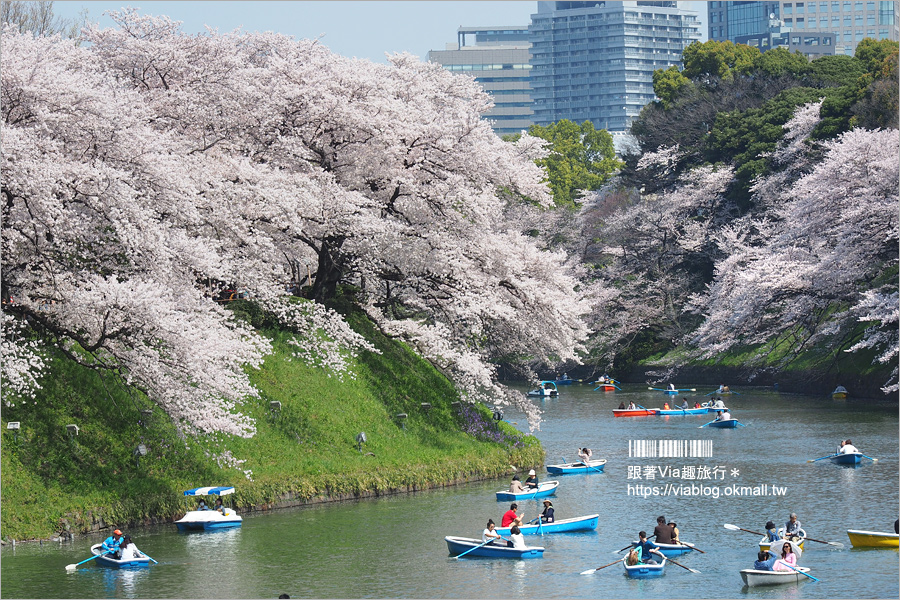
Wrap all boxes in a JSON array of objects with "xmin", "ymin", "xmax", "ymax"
[{"xmin": 2, "ymin": 11, "xmax": 590, "ymax": 436}]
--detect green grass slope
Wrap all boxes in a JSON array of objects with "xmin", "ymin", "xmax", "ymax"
[{"xmin": 1, "ymin": 306, "xmax": 542, "ymax": 541}]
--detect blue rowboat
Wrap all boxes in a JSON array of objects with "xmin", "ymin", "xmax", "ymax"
[
  {"xmin": 708, "ymin": 418, "xmax": 740, "ymax": 428},
  {"xmin": 445, "ymin": 536, "xmax": 544, "ymax": 559},
  {"xmin": 546, "ymin": 460, "xmax": 607, "ymax": 474},
  {"xmin": 554, "ymin": 374, "xmax": 574, "ymax": 385},
  {"xmin": 632, "ymin": 541, "xmax": 696, "ymax": 557},
  {"xmin": 830, "ymin": 452, "xmax": 863, "ymax": 465},
  {"xmin": 496, "ymin": 480, "xmax": 559, "ymax": 501},
  {"xmin": 623, "ymin": 556, "xmax": 667, "ymax": 578},
  {"xmin": 657, "ymin": 408, "xmax": 708, "ymax": 416},
  {"xmin": 90, "ymin": 544, "xmax": 150, "ymax": 569},
  {"xmin": 495, "ymin": 514, "xmax": 599, "ymax": 536}
]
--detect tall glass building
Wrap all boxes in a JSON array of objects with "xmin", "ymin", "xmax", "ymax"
[
  {"xmin": 709, "ymin": 1, "xmax": 899, "ymax": 56},
  {"xmin": 427, "ymin": 26, "xmax": 534, "ymax": 137},
  {"xmin": 528, "ymin": 1, "xmax": 700, "ymax": 136}
]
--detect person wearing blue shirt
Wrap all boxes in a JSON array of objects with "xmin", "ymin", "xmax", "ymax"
[
  {"xmin": 765, "ymin": 521, "xmax": 779, "ymax": 542},
  {"xmin": 101, "ymin": 529, "xmax": 123, "ymax": 557},
  {"xmin": 634, "ymin": 531, "xmax": 662, "ymax": 564},
  {"xmin": 754, "ymin": 550, "xmax": 778, "ymax": 570}
]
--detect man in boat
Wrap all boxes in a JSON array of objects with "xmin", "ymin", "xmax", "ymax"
[
  {"xmin": 681, "ymin": 398, "xmax": 689, "ymax": 409},
  {"xmin": 716, "ymin": 409, "xmax": 731, "ymax": 421},
  {"xmin": 668, "ymin": 383, "xmax": 675, "ymax": 391},
  {"xmin": 634, "ymin": 531, "xmax": 663, "ymax": 564},
  {"xmin": 784, "ymin": 513, "xmax": 802, "ymax": 541},
  {"xmin": 501, "ymin": 503, "xmax": 525, "ymax": 528},
  {"xmin": 839, "ymin": 439, "xmax": 859, "ymax": 454},
  {"xmin": 100, "ymin": 529, "xmax": 123, "ymax": 557},
  {"xmin": 754, "ymin": 550, "xmax": 778, "ymax": 571},
  {"xmin": 653, "ymin": 516, "xmax": 675, "ymax": 544},
  {"xmin": 524, "ymin": 469, "xmax": 539, "ymax": 489},
  {"xmin": 540, "ymin": 499, "xmax": 555, "ymax": 523},
  {"xmin": 509, "ymin": 475, "xmax": 525, "ymax": 493}
]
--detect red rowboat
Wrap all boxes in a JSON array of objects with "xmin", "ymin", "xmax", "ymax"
[{"xmin": 613, "ymin": 408, "xmax": 659, "ymax": 417}]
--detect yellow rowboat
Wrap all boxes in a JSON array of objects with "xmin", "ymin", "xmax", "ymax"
[{"xmin": 847, "ymin": 529, "xmax": 899, "ymax": 548}]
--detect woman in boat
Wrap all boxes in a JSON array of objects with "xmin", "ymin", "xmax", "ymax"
[
  {"xmin": 509, "ymin": 475, "xmax": 525, "ymax": 494},
  {"xmin": 540, "ymin": 499, "xmax": 555, "ymax": 523},
  {"xmin": 618, "ymin": 402, "xmax": 626, "ymax": 409},
  {"xmin": 773, "ymin": 541, "xmax": 798, "ymax": 571},
  {"xmin": 214, "ymin": 497, "xmax": 225, "ymax": 513},
  {"xmin": 482, "ymin": 519, "xmax": 503, "ymax": 545},
  {"xmin": 668, "ymin": 521, "xmax": 680, "ymax": 544},
  {"xmin": 577, "ymin": 447, "xmax": 593, "ymax": 464},
  {"xmin": 524, "ymin": 469, "xmax": 539, "ymax": 489},
  {"xmin": 662, "ymin": 401, "xmax": 671, "ymax": 410},
  {"xmin": 508, "ymin": 525, "xmax": 526, "ymax": 549},
  {"xmin": 694, "ymin": 401, "xmax": 702, "ymax": 409},
  {"xmin": 197, "ymin": 498, "xmax": 209, "ymax": 511},
  {"xmin": 117, "ymin": 535, "xmax": 146, "ymax": 561},
  {"xmin": 628, "ymin": 401, "xmax": 637, "ymax": 409},
  {"xmin": 765, "ymin": 521, "xmax": 779, "ymax": 542},
  {"xmin": 839, "ymin": 439, "xmax": 859, "ymax": 454}
]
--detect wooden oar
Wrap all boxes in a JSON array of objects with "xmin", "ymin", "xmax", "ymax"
[
  {"xmin": 614, "ymin": 535, "xmax": 656, "ymax": 554},
  {"xmin": 65, "ymin": 550, "xmax": 110, "ymax": 571},
  {"xmin": 665, "ymin": 556, "xmax": 701, "ymax": 574},
  {"xmin": 581, "ymin": 557, "xmax": 625, "ymax": 575},
  {"xmin": 781, "ymin": 562, "xmax": 820, "ymax": 582},
  {"xmin": 724, "ymin": 523, "xmax": 765, "ymax": 536},
  {"xmin": 860, "ymin": 454, "xmax": 879, "ymax": 462},
  {"xmin": 801, "ymin": 535, "xmax": 844, "ymax": 548},
  {"xmin": 681, "ymin": 542, "xmax": 706, "ymax": 554},
  {"xmin": 807, "ymin": 453, "xmax": 839, "ymax": 463}
]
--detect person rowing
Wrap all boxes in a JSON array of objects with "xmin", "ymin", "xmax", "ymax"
[
  {"xmin": 540, "ymin": 499, "xmax": 555, "ymax": 523},
  {"xmin": 784, "ymin": 513, "xmax": 802, "ymax": 542},
  {"xmin": 577, "ymin": 447, "xmax": 593, "ymax": 465},
  {"xmin": 631, "ymin": 531, "xmax": 664, "ymax": 564},
  {"xmin": 524, "ymin": 469, "xmax": 539, "ymax": 489},
  {"xmin": 653, "ymin": 516, "xmax": 675, "ymax": 544},
  {"xmin": 482, "ymin": 519, "xmax": 503, "ymax": 546}
]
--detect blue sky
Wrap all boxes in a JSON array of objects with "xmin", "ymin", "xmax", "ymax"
[{"xmin": 53, "ymin": 1, "xmax": 708, "ymax": 63}]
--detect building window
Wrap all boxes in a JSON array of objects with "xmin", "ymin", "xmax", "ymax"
[
  {"xmin": 833, "ymin": 14, "xmax": 841, "ymax": 24},
  {"xmin": 856, "ymin": 30, "xmax": 864, "ymax": 39},
  {"xmin": 797, "ymin": 2, "xmax": 805, "ymax": 13},
  {"xmin": 844, "ymin": 15, "xmax": 852, "ymax": 25},
  {"xmin": 809, "ymin": 17, "xmax": 817, "ymax": 26},
  {"xmin": 855, "ymin": 1, "xmax": 863, "ymax": 9},
  {"xmin": 832, "ymin": 1, "xmax": 840, "ymax": 10},
  {"xmin": 867, "ymin": 0, "xmax": 875, "ymax": 8},
  {"xmin": 823, "ymin": 36, "xmax": 833, "ymax": 43},
  {"xmin": 785, "ymin": 3, "xmax": 793, "ymax": 13},
  {"xmin": 868, "ymin": 14, "xmax": 876, "ymax": 24},
  {"xmin": 805, "ymin": 36, "xmax": 820, "ymax": 44},
  {"xmin": 821, "ymin": 1, "xmax": 829, "ymax": 10}
]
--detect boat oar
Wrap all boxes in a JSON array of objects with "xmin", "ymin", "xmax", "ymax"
[
  {"xmin": 614, "ymin": 535, "xmax": 656, "ymax": 554},
  {"xmin": 860, "ymin": 454, "xmax": 879, "ymax": 462},
  {"xmin": 698, "ymin": 419, "xmax": 717, "ymax": 428},
  {"xmin": 65, "ymin": 550, "xmax": 110, "ymax": 571},
  {"xmin": 577, "ymin": 460, "xmax": 604, "ymax": 474},
  {"xmin": 807, "ymin": 453, "xmax": 840, "ymax": 463},
  {"xmin": 782, "ymin": 562, "xmax": 820, "ymax": 582},
  {"xmin": 456, "ymin": 538, "xmax": 498, "ymax": 559},
  {"xmin": 681, "ymin": 542, "xmax": 706, "ymax": 554},
  {"xmin": 581, "ymin": 557, "xmax": 625, "ymax": 574},
  {"xmin": 802, "ymin": 535, "xmax": 844, "ymax": 548},
  {"xmin": 141, "ymin": 552, "xmax": 159, "ymax": 564},
  {"xmin": 724, "ymin": 523, "xmax": 766, "ymax": 536},
  {"xmin": 665, "ymin": 556, "xmax": 701, "ymax": 574}
]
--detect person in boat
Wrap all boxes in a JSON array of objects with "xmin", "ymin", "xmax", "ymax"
[
  {"xmin": 668, "ymin": 521, "xmax": 680, "ymax": 544},
  {"xmin": 628, "ymin": 401, "xmax": 637, "ymax": 410},
  {"xmin": 100, "ymin": 529, "xmax": 123, "ymax": 557},
  {"xmin": 765, "ymin": 521, "xmax": 779, "ymax": 543},
  {"xmin": 694, "ymin": 401, "xmax": 702, "ymax": 409},
  {"xmin": 754, "ymin": 550, "xmax": 778, "ymax": 571},
  {"xmin": 577, "ymin": 447, "xmax": 593, "ymax": 465},
  {"xmin": 839, "ymin": 439, "xmax": 859, "ymax": 454},
  {"xmin": 633, "ymin": 531, "xmax": 663, "ymax": 564},
  {"xmin": 507, "ymin": 525, "xmax": 526, "ymax": 549},
  {"xmin": 214, "ymin": 497, "xmax": 228, "ymax": 515},
  {"xmin": 662, "ymin": 401, "xmax": 671, "ymax": 410},
  {"xmin": 894, "ymin": 519, "xmax": 898, "ymax": 534},
  {"xmin": 117, "ymin": 535, "xmax": 145, "ymax": 561},
  {"xmin": 540, "ymin": 499, "xmax": 555, "ymax": 523},
  {"xmin": 509, "ymin": 475, "xmax": 525, "ymax": 494},
  {"xmin": 681, "ymin": 398, "xmax": 689, "ymax": 409},
  {"xmin": 501, "ymin": 503, "xmax": 524, "ymax": 528},
  {"xmin": 773, "ymin": 541, "xmax": 798, "ymax": 571},
  {"xmin": 784, "ymin": 513, "xmax": 802, "ymax": 541},
  {"xmin": 524, "ymin": 469, "xmax": 539, "ymax": 489},
  {"xmin": 618, "ymin": 402, "xmax": 626, "ymax": 409},
  {"xmin": 653, "ymin": 516, "xmax": 674, "ymax": 544},
  {"xmin": 482, "ymin": 519, "xmax": 503, "ymax": 545},
  {"xmin": 668, "ymin": 383, "xmax": 675, "ymax": 391},
  {"xmin": 713, "ymin": 398, "xmax": 725, "ymax": 409},
  {"xmin": 197, "ymin": 498, "xmax": 209, "ymax": 511},
  {"xmin": 716, "ymin": 384, "xmax": 726, "ymax": 394},
  {"xmin": 715, "ymin": 409, "xmax": 731, "ymax": 421}
]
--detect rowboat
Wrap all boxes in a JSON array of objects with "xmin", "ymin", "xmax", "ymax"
[
  {"xmin": 495, "ymin": 480, "xmax": 560, "ymax": 501},
  {"xmin": 495, "ymin": 514, "xmax": 599, "ymax": 535},
  {"xmin": 759, "ymin": 532, "xmax": 805, "ymax": 551},
  {"xmin": 830, "ymin": 452, "xmax": 863, "ymax": 465},
  {"xmin": 553, "ymin": 374, "xmax": 574, "ymax": 386},
  {"xmin": 613, "ymin": 408, "xmax": 659, "ymax": 417},
  {"xmin": 595, "ymin": 383, "xmax": 617, "ymax": 391},
  {"xmin": 631, "ymin": 541, "xmax": 697, "ymax": 557},
  {"xmin": 445, "ymin": 536, "xmax": 544, "ymax": 558},
  {"xmin": 623, "ymin": 556, "xmax": 667, "ymax": 578},
  {"xmin": 546, "ymin": 459, "xmax": 607, "ymax": 474},
  {"xmin": 528, "ymin": 381, "xmax": 559, "ymax": 397},
  {"xmin": 89, "ymin": 543, "xmax": 150, "ymax": 569},
  {"xmin": 847, "ymin": 529, "xmax": 900, "ymax": 548},
  {"xmin": 657, "ymin": 407, "xmax": 708, "ymax": 415},
  {"xmin": 707, "ymin": 418, "xmax": 740, "ymax": 428},
  {"xmin": 175, "ymin": 486, "xmax": 242, "ymax": 531},
  {"xmin": 832, "ymin": 386, "xmax": 848, "ymax": 400},
  {"xmin": 740, "ymin": 566, "xmax": 812, "ymax": 586}
]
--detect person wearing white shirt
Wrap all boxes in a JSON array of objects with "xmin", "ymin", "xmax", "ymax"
[
  {"xmin": 117, "ymin": 536, "xmax": 145, "ymax": 561},
  {"xmin": 840, "ymin": 439, "xmax": 859, "ymax": 454},
  {"xmin": 482, "ymin": 519, "xmax": 502, "ymax": 545},
  {"xmin": 508, "ymin": 525, "xmax": 526, "ymax": 549}
]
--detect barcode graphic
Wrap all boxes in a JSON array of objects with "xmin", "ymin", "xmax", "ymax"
[{"xmin": 628, "ymin": 440, "xmax": 713, "ymax": 458}]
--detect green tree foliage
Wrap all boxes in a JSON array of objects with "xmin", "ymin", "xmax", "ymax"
[
  {"xmin": 681, "ymin": 40, "xmax": 760, "ymax": 81},
  {"xmin": 526, "ymin": 120, "xmax": 623, "ymax": 206},
  {"xmin": 853, "ymin": 51, "xmax": 899, "ymax": 130},
  {"xmin": 854, "ymin": 38, "xmax": 900, "ymax": 75},
  {"xmin": 653, "ymin": 65, "xmax": 692, "ymax": 109},
  {"xmin": 751, "ymin": 47, "xmax": 809, "ymax": 78},
  {"xmin": 805, "ymin": 54, "xmax": 867, "ymax": 87}
]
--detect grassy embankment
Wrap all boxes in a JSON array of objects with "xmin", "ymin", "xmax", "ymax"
[{"xmin": 1, "ymin": 303, "xmax": 543, "ymax": 541}]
